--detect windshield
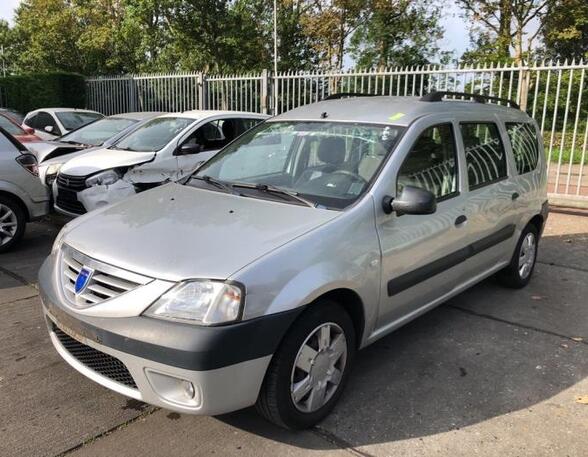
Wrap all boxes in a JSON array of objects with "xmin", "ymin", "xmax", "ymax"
[
  {"xmin": 0, "ymin": 115, "xmax": 24, "ymax": 136},
  {"xmin": 56, "ymin": 112, "xmax": 103, "ymax": 130},
  {"xmin": 194, "ymin": 121, "xmax": 403, "ymax": 209},
  {"xmin": 59, "ymin": 117, "xmax": 137, "ymax": 146},
  {"xmin": 114, "ymin": 117, "xmax": 195, "ymax": 152}
]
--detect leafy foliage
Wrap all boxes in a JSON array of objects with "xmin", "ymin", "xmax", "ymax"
[{"xmin": 0, "ymin": 72, "xmax": 86, "ymax": 113}]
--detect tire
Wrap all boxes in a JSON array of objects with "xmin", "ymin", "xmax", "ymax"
[
  {"xmin": 256, "ymin": 301, "xmax": 356, "ymax": 429},
  {"xmin": 497, "ymin": 223, "xmax": 539, "ymax": 289},
  {"xmin": 0, "ymin": 195, "xmax": 26, "ymax": 253}
]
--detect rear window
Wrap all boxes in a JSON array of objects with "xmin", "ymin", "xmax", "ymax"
[
  {"xmin": 461, "ymin": 122, "xmax": 507, "ymax": 190},
  {"xmin": 506, "ymin": 122, "xmax": 540, "ymax": 175}
]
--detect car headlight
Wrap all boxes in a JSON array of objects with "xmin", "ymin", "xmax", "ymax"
[
  {"xmin": 85, "ymin": 169, "xmax": 121, "ymax": 187},
  {"xmin": 45, "ymin": 163, "xmax": 63, "ymax": 185},
  {"xmin": 51, "ymin": 228, "xmax": 66, "ymax": 256},
  {"xmin": 46, "ymin": 163, "xmax": 63, "ymax": 176},
  {"xmin": 144, "ymin": 280, "xmax": 244, "ymax": 325}
]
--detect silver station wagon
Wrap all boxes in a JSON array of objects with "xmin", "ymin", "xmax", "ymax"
[{"xmin": 39, "ymin": 92, "xmax": 548, "ymax": 429}]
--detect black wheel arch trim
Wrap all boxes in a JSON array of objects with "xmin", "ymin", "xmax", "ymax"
[{"xmin": 387, "ymin": 224, "xmax": 516, "ymax": 296}]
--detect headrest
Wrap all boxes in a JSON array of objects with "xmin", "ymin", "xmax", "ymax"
[
  {"xmin": 318, "ymin": 137, "xmax": 346, "ymax": 165},
  {"xmin": 222, "ymin": 120, "xmax": 236, "ymax": 140}
]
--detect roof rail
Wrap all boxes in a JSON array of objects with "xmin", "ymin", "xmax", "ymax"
[
  {"xmin": 420, "ymin": 91, "xmax": 520, "ymax": 109},
  {"xmin": 323, "ymin": 92, "xmax": 375, "ymax": 101}
]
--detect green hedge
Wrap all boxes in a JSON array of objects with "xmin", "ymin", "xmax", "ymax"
[{"xmin": 0, "ymin": 72, "xmax": 86, "ymax": 115}]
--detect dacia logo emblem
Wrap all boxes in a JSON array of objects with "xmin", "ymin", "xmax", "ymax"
[{"xmin": 75, "ymin": 267, "xmax": 94, "ymax": 295}]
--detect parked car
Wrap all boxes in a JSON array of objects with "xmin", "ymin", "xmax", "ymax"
[
  {"xmin": 39, "ymin": 92, "xmax": 548, "ymax": 429},
  {"xmin": 27, "ymin": 112, "xmax": 164, "ymax": 187},
  {"xmin": 0, "ymin": 128, "xmax": 50, "ymax": 253},
  {"xmin": 23, "ymin": 108, "xmax": 103, "ymax": 140},
  {"xmin": 0, "ymin": 108, "xmax": 25, "ymax": 124},
  {"xmin": 0, "ymin": 113, "xmax": 41, "ymax": 143},
  {"xmin": 53, "ymin": 111, "xmax": 268, "ymax": 216}
]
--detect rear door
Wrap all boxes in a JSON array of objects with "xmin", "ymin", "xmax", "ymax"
[
  {"xmin": 457, "ymin": 117, "xmax": 520, "ymax": 277},
  {"xmin": 374, "ymin": 118, "xmax": 470, "ymax": 330}
]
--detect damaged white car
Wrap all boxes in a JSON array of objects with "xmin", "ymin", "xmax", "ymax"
[{"xmin": 53, "ymin": 111, "xmax": 268, "ymax": 216}]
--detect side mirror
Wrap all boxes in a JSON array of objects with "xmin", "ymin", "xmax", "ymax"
[
  {"xmin": 44, "ymin": 125, "xmax": 54, "ymax": 133},
  {"xmin": 23, "ymin": 126, "xmax": 35, "ymax": 135},
  {"xmin": 175, "ymin": 143, "xmax": 202, "ymax": 155},
  {"xmin": 382, "ymin": 185, "xmax": 437, "ymax": 216}
]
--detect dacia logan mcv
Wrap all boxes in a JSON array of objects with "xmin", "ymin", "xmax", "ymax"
[{"xmin": 39, "ymin": 92, "xmax": 548, "ymax": 429}]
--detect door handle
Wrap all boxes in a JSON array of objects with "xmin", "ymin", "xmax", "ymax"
[
  {"xmin": 455, "ymin": 215, "xmax": 467, "ymax": 226},
  {"xmin": 512, "ymin": 192, "xmax": 520, "ymax": 201}
]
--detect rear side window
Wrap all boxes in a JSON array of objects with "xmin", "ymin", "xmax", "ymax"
[
  {"xmin": 506, "ymin": 122, "xmax": 540, "ymax": 175},
  {"xmin": 461, "ymin": 122, "xmax": 507, "ymax": 189},
  {"xmin": 397, "ymin": 123, "xmax": 458, "ymax": 199}
]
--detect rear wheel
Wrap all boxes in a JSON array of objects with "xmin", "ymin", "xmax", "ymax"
[
  {"xmin": 0, "ymin": 196, "xmax": 26, "ymax": 253},
  {"xmin": 497, "ymin": 224, "xmax": 539, "ymax": 288},
  {"xmin": 256, "ymin": 301, "xmax": 356, "ymax": 429}
]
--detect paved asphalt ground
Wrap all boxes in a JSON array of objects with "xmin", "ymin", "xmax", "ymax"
[{"xmin": 1, "ymin": 211, "xmax": 587, "ymax": 457}]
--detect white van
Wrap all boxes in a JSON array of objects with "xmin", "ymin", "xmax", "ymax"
[{"xmin": 53, "ymin": 111, "xmax": 268, "ymax": 216}]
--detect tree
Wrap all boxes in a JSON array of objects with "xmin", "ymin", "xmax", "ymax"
[
  {"xmin": 0, "ymin": 20, "xmax": 20, "ymax": 76},
  {"xmin": 301, "ymin": 0, "xmax": 369, "ymax": 69},
  {"xmin": 349, "ymin": 0, "xmax": 445, "ymax": 68},
  {"xmin": 457, "ymin": 0, "xmax": 554, "ymax": 64},
  {"xmin": 542, "ymin": 0, "xmax": 588, "ymax": 61}
]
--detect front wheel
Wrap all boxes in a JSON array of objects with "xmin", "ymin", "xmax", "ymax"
[
  {"xmin": 497, "ymin": 224, "xmax": 539, "ymax": 288},
  {"xmin": 256, "ymin": 301, "xmax": 356, "ymax": 429}
]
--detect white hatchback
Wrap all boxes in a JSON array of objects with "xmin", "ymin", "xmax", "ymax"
[{"xmin": 53, "ymin": 110, "xmax": 268, "ymax": 216}]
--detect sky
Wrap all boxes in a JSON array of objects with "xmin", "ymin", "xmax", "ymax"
[{"xmin": 0, "ymin": 0, "xmax": 471, "ymax": 59}]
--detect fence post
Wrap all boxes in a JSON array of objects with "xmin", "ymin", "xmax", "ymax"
[
  {"xmin": 198, "ymin": 72, "xmax": 208, "ymax": 110},
  {"xmin": 261, "ymin": 69, "xmax": 269, "ymax": 114},
  {"xmin": 517, "ymin": 66, "xmax": 530, "ymax": 111}
]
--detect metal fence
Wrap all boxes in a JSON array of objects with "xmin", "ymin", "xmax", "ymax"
[{"xmin": 86, "ymin": 61, "xmax": 588, "ymax": 204}]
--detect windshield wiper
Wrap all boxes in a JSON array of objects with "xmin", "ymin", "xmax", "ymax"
[
  {"xmin": 60, "ymin": 140, "xmax": 84, "ymax": 146},
  {"xmin": 232, "ymin": 183, "xmax": 315, "ymax": 208},
  {"xmin": 191, "ymin": 175, "xmax": 241, "ymax": 195}
]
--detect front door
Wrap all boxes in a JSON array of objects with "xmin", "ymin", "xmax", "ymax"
[{"xmin": 374, "ymin": 120, "xmax": 470, "ymax": 333}]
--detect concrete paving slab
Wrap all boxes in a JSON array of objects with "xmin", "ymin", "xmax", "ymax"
[
  {"xmin": 0, "ymin": 217, "xmax": 64, "ymax": 285},
  {"xmin": 67, "ymin": 410, "xmax": 348, "ymax": 457},
  {"xmin": 541, "ymin": 212, "xmax": 588, "ymax": 271},
  {"xmin": 448, "ymin": 263, "xmax": 588, "ymax": 340},
  {"xmin": 0, "ymin": 271, "xmax": 37, "ymax": 304},
  {"xmin": 0, "ymin": 296, "xmax": 152, "ymax": 457}
]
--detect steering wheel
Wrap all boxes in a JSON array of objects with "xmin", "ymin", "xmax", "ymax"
[{"xmin": 330, "ymin": 170, "xmax": 369, "ymax": 186}]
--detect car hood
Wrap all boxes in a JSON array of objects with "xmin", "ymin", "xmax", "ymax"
[
  {"xmin": 27, "ymin": 141, "xmax": 86, "ymax": 162},
  {"xmin": 63, "ymin": 183, "xmax": 339, "ymax": 281},
  {"xmin": 59, "ymin": 147, "xmax": 155, "ymax": 176}
]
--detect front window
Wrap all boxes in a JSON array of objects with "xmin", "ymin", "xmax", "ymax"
[
  {"xmin": 114, "ymin": 117, "xmax": 195, "ymax": 152},
  {"xmin": 59, "ymin": 117, "xmax": 138, "ymax": 146},
  {"xmin": 56, "ymin": 112, "xmax": 103, "ymax": 131},
  {"xmin": 193, "ymin": 121, "xmax": 403, "ymax": 209}
]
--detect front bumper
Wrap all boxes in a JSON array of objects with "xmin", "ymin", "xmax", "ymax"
[{"xmin": 39, "ymin": 257, "xmax": 302, "ymax": 415}]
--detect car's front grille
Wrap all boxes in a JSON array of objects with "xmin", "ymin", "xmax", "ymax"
[
  {"xmin": 55, "ymin": 192, "xmax": 86, "ymax": 215},
  {"xmin": 53, "ymin": 324, "xmax": 137, "ymax": 389},
  {"xmin": 55, "ymin": 173, "xmax": 89, "ymax": 215},
  {"xmin": 60, "ymin": 245, "xmax": 151, "ymax": 309},
  {"xmin": 57, "ymin": 173, "xmax": 88, "ymax": 191}
]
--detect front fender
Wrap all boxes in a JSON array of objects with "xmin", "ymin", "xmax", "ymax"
[{"xmin": 233, "ymin": 198, "xmax": 381, "ymax": 347}]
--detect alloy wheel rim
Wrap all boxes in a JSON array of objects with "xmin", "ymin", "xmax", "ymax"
[
  {"xmin": 290, "ymin": 322, "xmax": 347, "ymax": 413},
  {"xmin": 518, "ymin": 232, "xmax": 536, "ymax": 279},
  {"xmin": 0, "ymin": 204, "xmax": 18, "ymax": 247}
]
